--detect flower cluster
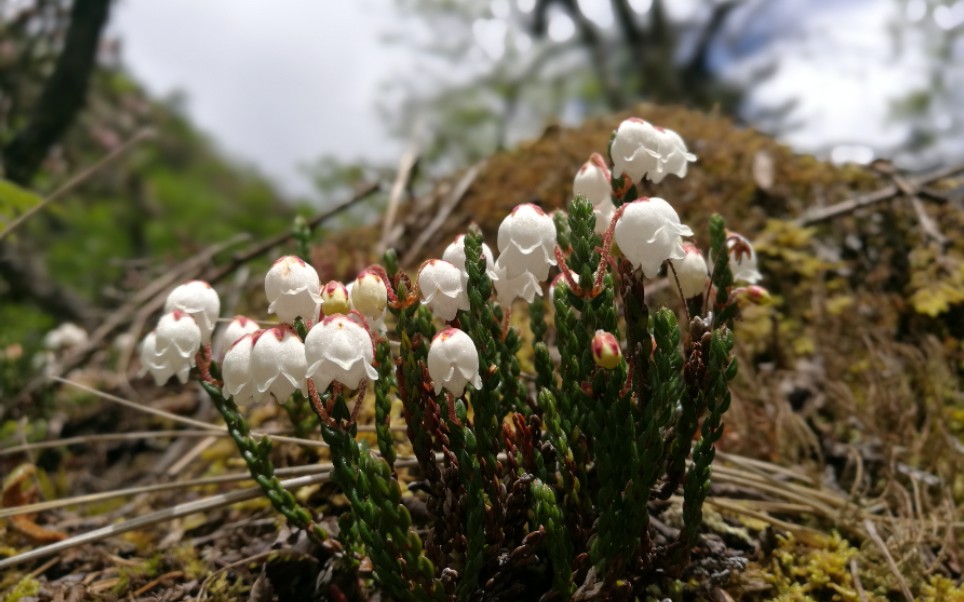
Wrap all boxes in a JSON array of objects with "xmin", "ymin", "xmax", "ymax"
[{"xmin": 120, "ymin": 115, "xmax": 766, "ymax": 600}]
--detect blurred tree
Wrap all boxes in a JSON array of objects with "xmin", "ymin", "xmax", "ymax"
[
  {"xmin": 890, "ymin": 0, "xmax": 964, "ymax": 168},
  {"xmin": 0, "ymin": 0, "xmax": 296, "ymax": 351},
  {"xmin": 383, "ymin": 0, "xmax": 790, "ymax": 168}
]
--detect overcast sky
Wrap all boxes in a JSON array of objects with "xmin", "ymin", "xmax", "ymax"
[{"xmin": 110, "ymin": 0, "xmax": 933, "ymax": 200}]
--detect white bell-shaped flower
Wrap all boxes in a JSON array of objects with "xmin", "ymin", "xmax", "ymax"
[
  {"xmin": 321, "ymin": 280, "xmax": 351, "ymax": 316},
  {"xmin": 495, "ymin": 203, "xmax": 557, "ymax": 281},
  {"xmin": 164, "ymin": 280, "xmax": 220, "ymax": 344},
  {"xmin": 593, "ymin": 197, "xmax": 616, "ymax": 236},
  {"xmin": 351, "ymin": 269, "xmax": 388, "ymax": 321},
  {"xmin": 610, "ymin": 118, "xmax": 662, "ymax": 183},
  {"xmin": 250, "ymin": 326, "xmax": 307, "ymax": 402},
  {"xmin": 726, "ymin": 232, "xmax": 763, "ymax": 284},
  {"xmin": 221, "ymin": 332, "xmax": 258, "ymax": 403},
  {"xmin": 427, "ymin": 327, "xmax": 482, "ymax": 396},
  {"xmin": 418, "ymin": 260, "xmax": 470, "ymax": 321},
  {"xmin": 44, "ymin": 322, "xmax": 88, "ymax": 351},
  {"xmin": 265, "ymin": 256, "xmax": 322, "ymax": 325},
  {"xmin": 650, "ymin": 128, "xmax": 697, "ymax": 184},
  {"xmin": 672, "ymin": 243, "xmax": 710, "ymax": 299},
  {"xmin": 492, "ymin": 262, "xmax": 543, "ymax": 308},
  {"xmin": 304, "ymin": 315, "xmax": 378, "ymax": 392},
  {"xmin": 213, "ymin": 315, "xmax": 260, "ymax": 362},
  {"xmin": 573, "ymin": 153, "xmax": 613, "ymax": 208},
  {"xmin": 441, "ymin": 234, "xmax": 495, "ymax": 287},
  {"xmin": 143, "ymin": 311, "xmax": 202, "ymax": 385},
  {"xmin": 613, "ymin": 197, "xmax": 694, "ymax": 278}
]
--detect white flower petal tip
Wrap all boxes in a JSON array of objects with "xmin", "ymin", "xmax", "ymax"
[
  {"xmin": 427, "ymin": 328, "xmax": 482, "ymax": 397},
  {"xmin": 304, "ymin": 314, "xmax": 378, "ymax": 393},
  {"xmin": 492, "ymin": 262, "xmax": 543, "ymax": 308},
  {"xmin": 164, "ymin": 280, "xmax": 220, "ymax": 344},
  {"xmin": 250, "ymin": 326, "xmax": 307, "ymax": 402},
  {"xmin": 613, "ymin": 197, "xmax": 692, "ymax": 279},
  {"xmin": 418, "ymin": 260, "xmax": 470, "ymax": 322},
  {"xmin": 265, "ymin": 256, "xmax": 322, "ymax": 325},
  {"xmin": 496, "ymin": 203, "xmax": 557, "ymax": 281}
]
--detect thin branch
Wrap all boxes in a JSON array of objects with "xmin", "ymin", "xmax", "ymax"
[
  {"xmin": 0, "ymin": 129, "xmax": 156, "ymax": 240},
  {"xmin": 797, "ymin": 162, "xmax": 964, "ymax": 226}
]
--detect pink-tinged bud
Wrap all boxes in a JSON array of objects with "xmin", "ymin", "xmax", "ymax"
[
  {"xmin": 351, "ymin": 269, "xmax": 388, "ymax": 320},
  {"xmin": 573, "ymin": 153, "xmax": 613, "ymax": 208},
  {"xmin": 250, "ymin": 326, "xmax": 307, "ymax": 402},
  {"xmin": 592, "ymin": 330, "xmax": 623, "ymax": 370},
  {"xmin": 304, "ymin": 315, "xmax": 378, "ymax": 392},
  {"xmin": 265, "ymin": 256, "xmax": 322, "ymax": 325},
  {"xmin": 495, "ymin": 203, "xmax": 557, "ymax": 281},
  {"xmin": 418, "ymin": 259, "xmax": 470, "ymax": 322},
  {"xmin": 427, "ymin": 328, "xmax": 482, "ymax": 396},
  {"xmin": 214, "ymin": 315, "xmax": 260, "ymax": 362},
  {"xmin": 164, "ymin": 280, "xmax": 220, "ymax": 344},
  {"xmin": 321, "ymin": 280, "xmax": 351, "ymax": 316},
  {"xmin": 673, "ymin": 243, "xmax": 710, "ymax": 299},
  {"xmin": 613, "ymin": 197, "xmax": 693, "ymax": 278},
  {"xmin": 733, "ymin": 285, "xmax": 773, "ymax": 306}
]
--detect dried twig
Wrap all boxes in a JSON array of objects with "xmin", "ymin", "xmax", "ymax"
[
  {"xmin": 797, "ymin": 162, "xmax": 964, "ymax": 226},
  {"xmin": 379, "ymin": 142, "xmax": 420, "ymax": 255},
  {"xmin": 864, "ymin": 518, "xmax": 914, "ymax": 602},
  {"xmin": 400, "ymin": 162, "xmax": 483, "ymax": 266}
]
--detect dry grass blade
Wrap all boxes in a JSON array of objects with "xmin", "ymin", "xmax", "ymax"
[
  {"xmin": 0, "ymin": 472, "xmax": 330, "ymax": 571},
  {"xmin": 49, "ymin": 376, "xmax": 330, "ymax": 449},
  {"xmin": 1, "ymin": 429, "xmax": 220, "ymax": 457},
  {"xmin": 864, "ymin": 518, "xmax": 915, "ymax": 602}
]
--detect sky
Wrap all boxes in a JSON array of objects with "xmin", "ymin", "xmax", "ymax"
[{"xmin": 110, "ymin": 0, "xmax": 938, "ymax": 201}]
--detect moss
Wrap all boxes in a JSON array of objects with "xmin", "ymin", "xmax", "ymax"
[
  {"xmin": 2, "ymin": 576, "xmax": 40, "ymax": 602},
  {"xmin": 767, "ymin": 532, "xmax": 863, "ymax": 601}
]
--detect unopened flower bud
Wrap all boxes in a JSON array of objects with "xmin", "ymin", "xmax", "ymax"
[
  {"xmin": 427, "ymin": 328, "xmax": 482, "ymax": 396},
  {"xmin": 672, "ymin": 243, "xmax": 710, "ymax": 299},
  {"xmin": 733, "ymin": 285, "xmax": 773, "ymax": 306},
  {"xmin": 265, "ymin": 256, "xmax": 322, "ymax": 325},
  {"xmin": 592, "ymin": 330, "xmax": 623, "ymax": 370},
  {"xmin": 165, "ymin": 280, "xmax": 220, "ymax": 344},
  {"xmin": 351, "ymin": 269, "xmax": 388, "ymax": 320},
  {"xmin": 418, "ymin": 260, "xmax": 470, "ymax": 321},
  {"xmin": 305, "ymin": 315, "xmax": 378, "ymax": 392},
  {"xmin": 321, "ymin": 280, "xmax": 351, "ymax": 316}
]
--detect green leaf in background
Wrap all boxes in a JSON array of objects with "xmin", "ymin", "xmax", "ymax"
[{"xmin": 0, "ymin": 178, "xmax": 44, "ymax": 230}]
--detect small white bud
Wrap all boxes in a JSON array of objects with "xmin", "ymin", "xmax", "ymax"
[
  {"xmin": 441, "ymin": 234, "xmax": 495, "ymax": 287},
  {"xmin": 214, "ymin": 315, "xmax": 260, "ymax": 362},
  {"xmin": 351, "ymin": 269, "xmax": 388, "ymax": 321},
  {"xmin": 573, "ymin": 152, "xmax": 613, "ymax": 208},
  {"xmin": 672, "ymin": 243, "xmax": 710, "ymax": 299}
]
